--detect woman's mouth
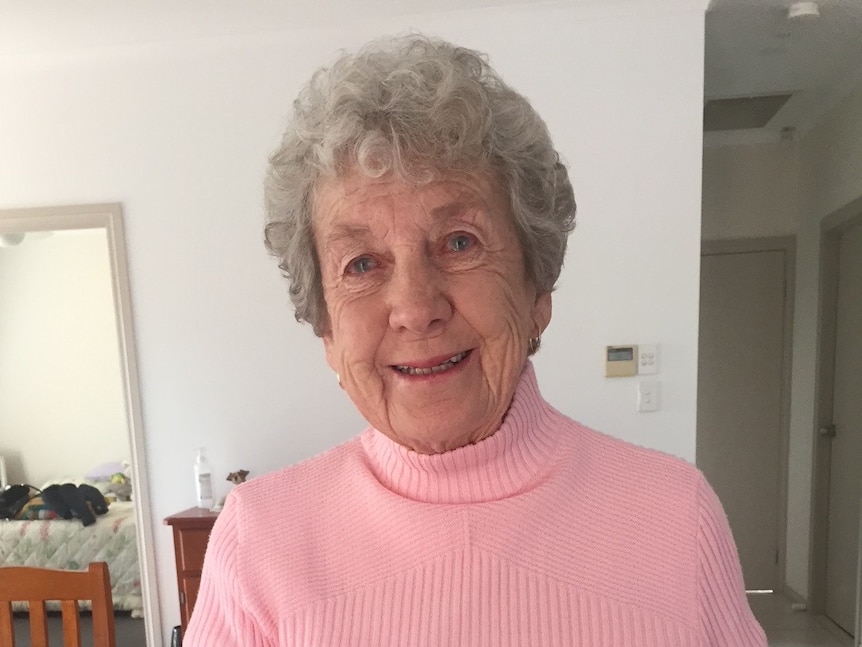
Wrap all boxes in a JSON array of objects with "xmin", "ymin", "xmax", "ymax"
[{"xmin": 393, "ymin": 350, "xmax": 471, "ymax": 376}]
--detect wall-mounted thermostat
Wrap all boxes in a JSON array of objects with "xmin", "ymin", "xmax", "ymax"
[{"xmin": 605, "ymin": 345, "xmax": 638, "ymax": 377}]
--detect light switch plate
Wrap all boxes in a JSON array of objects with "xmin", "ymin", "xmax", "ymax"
[
  {"xmin": 638, "ymin": 344, "xmax": 659, "ymax": 375},
  {"xmin": 637, "ymin": 380, "xmax": 660, "ymax": 412}
]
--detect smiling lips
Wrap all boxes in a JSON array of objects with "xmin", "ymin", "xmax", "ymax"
[{"xmin": 394, "ymin": 350, "xmax": 471, "ymax": 375}]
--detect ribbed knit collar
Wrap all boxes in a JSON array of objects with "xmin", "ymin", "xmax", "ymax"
[{"xmin": 361, "ymin": 361, "xmax": 561, "ymax": 504}]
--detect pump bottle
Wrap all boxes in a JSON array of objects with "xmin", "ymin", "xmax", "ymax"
[{"xmin": 194, "ymin": 448, "xmax": 214, "ymax": 509}]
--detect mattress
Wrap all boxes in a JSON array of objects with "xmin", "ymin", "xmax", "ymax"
[{"xmin": 0, "ymin": 500, "xmax": 143, "ymax": 615}]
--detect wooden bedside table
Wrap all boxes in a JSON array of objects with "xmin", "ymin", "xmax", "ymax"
[{"xmin": 164, "ymin": 507, "xmax": 219, "ymax": 636}]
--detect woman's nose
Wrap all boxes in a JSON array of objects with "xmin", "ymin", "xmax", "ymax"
[{"xmin": 387, "ymin": 256, "xmax": 453, "ymax": 335}]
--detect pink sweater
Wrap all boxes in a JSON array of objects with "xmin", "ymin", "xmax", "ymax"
[{"xmin": 185, "ymin": 363, "xmax": 766, "ymax": 646}]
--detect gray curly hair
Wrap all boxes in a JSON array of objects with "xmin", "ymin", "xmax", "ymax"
[{"xmin": 264, "ymin": 34, "xmax": 576, "ymax": 336}]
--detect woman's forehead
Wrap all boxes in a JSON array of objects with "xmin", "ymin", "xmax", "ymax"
[{"xmin": 313, "ymin": 169, "xmax": 505, "ymax": 227}]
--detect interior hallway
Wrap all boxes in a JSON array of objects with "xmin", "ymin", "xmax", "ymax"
[{"xmin": 750, "ymin": 592, "xmax": 854, "ymax": 647}]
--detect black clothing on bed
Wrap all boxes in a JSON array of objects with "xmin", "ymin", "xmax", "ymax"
[{"xmin": 41, "ymin": 483, "xmax": 109, "ymax": 526}]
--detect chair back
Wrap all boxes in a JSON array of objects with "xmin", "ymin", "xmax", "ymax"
[{"xmin": 0, "ymin": 562, "xmax": 116, "ymax": 647}]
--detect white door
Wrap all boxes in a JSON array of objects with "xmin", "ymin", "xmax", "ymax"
[
  {"xmin": 697, "ymin": 248, "xmax": 787, "ymax": 591},
  {"xmin": 825, "ymin": 220, "xmax": 862, "ymax": 636}
]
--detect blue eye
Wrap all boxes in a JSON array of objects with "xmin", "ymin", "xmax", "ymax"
[
  {"xmin": 447, "ymin": 233, "xmax": 474, "ymax": 252},
  {"xmin": 347, "ymin": 256, "xmax": 375, "ymax": 274}
]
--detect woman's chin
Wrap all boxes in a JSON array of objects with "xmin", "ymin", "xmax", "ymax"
[
  {"xmin": 384, "ymin": 405, "xmax": 500, "ymax": 455},
  {"xmin": 388, "ymin": 424, "xmax": 495, "ymax": 455},
  {"xmin": 370, "ymin": 350, "xmax": 504, "ymax": 453}
]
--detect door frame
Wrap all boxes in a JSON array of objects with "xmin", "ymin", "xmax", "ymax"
[
  {"xmin": 0, "ymin": 204, "xmax": 163, "ymax": 647},
  {"xmin": 701, "ymin": 235, "xmax": 796, "ymax": 593},
  {"xmin": 809, "ymin": 198, "xmax": 862, "ymax": 643}
]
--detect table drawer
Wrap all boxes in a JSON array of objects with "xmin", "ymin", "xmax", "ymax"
[{"xmin": 178, "ymin": 529, "xmax": 211, "ymax": 572}]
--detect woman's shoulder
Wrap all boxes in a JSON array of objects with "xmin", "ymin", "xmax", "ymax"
[
  {"xmin": 582, "ymin": 421, "xmax": 698, "ymax": 476},
  {"xmin": 229, "ymin": 434, "xmax": 367, "ymax": 510},
  {"xmin": 551, "ymin": 409, "xmax": 705, "ymax": 500}
]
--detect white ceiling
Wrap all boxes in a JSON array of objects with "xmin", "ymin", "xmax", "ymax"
[
  {"xmin": 1, "ymin": 0, "xmax": 860, "ymax": 140},
  {"xmin": 706, "ymin": 0, "xmax": 862, "ymax": 141}
]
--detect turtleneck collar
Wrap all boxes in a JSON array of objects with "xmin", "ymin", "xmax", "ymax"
[{"xmin": 360, "ymin": 361, "xmax": 561, "ymax": 504}]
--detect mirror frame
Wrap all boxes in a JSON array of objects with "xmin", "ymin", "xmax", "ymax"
[{"xmin": 0, "ymin": 203, "xmax": 162, "ymax": 647}]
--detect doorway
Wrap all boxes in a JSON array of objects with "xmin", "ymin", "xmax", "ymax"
[
  {"xmin": 811, "ymin": 211, "xmax": 862, "ymax": 641},
  {"xmin": 697, "ymin": 237, "xmax": 794, "ymax": 592}
]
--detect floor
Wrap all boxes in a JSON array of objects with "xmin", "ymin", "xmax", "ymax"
[
  {"xmin": 750, "ymin": 592, "xmax": 855, "ymax": 647},
  {"xmin": 10, "ymin": 596, "xmax": 856, "ymax": 646},
  {"xmin": 11, "ymin": 610, "xmax": 147, "ymax": 647}
]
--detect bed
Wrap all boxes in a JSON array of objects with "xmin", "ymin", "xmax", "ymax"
[{"xmin": 0, "ymin": 490, "xmax": 143, "ymax": 617}]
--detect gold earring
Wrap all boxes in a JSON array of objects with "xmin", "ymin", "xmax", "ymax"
[
  {"xmin": 336, "ymin": 373, "xmax": 343, "ymax": 388},
  {"xmin": 528, "ymin": 336, "xmax": 541, "ymax": 355}
]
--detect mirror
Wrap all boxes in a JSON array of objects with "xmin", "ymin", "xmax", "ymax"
[{"xmin": 0, "ymin": 203, "xmax": 161, "ymax": 646}]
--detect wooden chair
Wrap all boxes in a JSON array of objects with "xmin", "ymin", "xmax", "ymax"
[{"xmin": 0, "ymin": 562, "xmax": 116, "ymax": 647}]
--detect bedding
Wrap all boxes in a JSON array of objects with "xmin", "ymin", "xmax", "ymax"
[{"xmin": 0, "ymin": 499, "xmax": 143, "ymax": 616}]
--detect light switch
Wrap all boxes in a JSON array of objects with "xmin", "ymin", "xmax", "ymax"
[
  {"xmin": 637, "ymin": 380, "xmax": 660, "ymax": 412},
  {"xmin": 638, "ymin": 344, "xmax": 659, "ymax": 375}
]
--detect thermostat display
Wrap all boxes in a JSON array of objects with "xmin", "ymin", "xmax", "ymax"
[
  {"xmin": 605, "ymin": 345, "xmax": 638, "ymax": 377},
  {"xmin": 607, "ymin": 348, "xmax": 634, "ymax": 362}
]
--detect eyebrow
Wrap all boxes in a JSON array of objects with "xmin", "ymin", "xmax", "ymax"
[
  {"xmin": 319, "ymin": 223, "xmax": 372, "ymax": 248},
  {"xmin": 317, "ymin": 196, "xmax": 487, "ymax": 249},
  {"xmin": 429, "ymin": 199, "xmax": 483, "ymax": 222}
]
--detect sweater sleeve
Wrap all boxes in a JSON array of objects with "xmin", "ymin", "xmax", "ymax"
[
  {"xmin": 695, "ymin": 473, "xmax": 767, "ymax": 647},
  {"xmin": 183, "ymin": 493, "xmax": 272, "ymax": 647}
]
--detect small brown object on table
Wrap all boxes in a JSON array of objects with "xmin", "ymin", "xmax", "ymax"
[{"xmin": 164, "ymin": 507, "xmax": 219, "ymax": 636}]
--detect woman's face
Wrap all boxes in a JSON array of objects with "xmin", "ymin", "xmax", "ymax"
[{"xmin": 314, "ymin": 169, "xmax": 551, "ymax": 454}]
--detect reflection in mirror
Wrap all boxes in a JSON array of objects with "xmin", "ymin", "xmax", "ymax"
[{"xmin": 0, "ymin": 204, "xmax": 160, "ymax": 647}]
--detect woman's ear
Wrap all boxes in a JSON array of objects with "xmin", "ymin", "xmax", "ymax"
[
  {"xmin": 321, "ymin": 332, "xmax": 345, "ymax": 389},
  {"xmin": 532, "ymin": 292, "xmax": 552, "ymax": 337},
  {"xmin": 322, "ymin": 331, "xmax": 337, "ymax": 373}
]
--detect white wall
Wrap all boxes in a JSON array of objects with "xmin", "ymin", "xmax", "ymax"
[
  {"xmin": 0, "ymin": 230, "xmax": 129, "ymax": 485},
  {"xmin": 0, "ymin": 1, "xmax": 707, "ymax": 641},
  {"xmin": 702, "ymin": 142, "xmax": 799, "ymax": 240},
  {"xmin": 801, "ymin": 81, "xmax": 862, "ymax": 221},
  {"xmin": 784, "ymin": 78, "xmax": 862, "ymax": 598}
]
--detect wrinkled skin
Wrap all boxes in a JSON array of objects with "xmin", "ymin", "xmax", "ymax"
[{"xmin": 315, "ymin": 170, "xmax": 552, "ymax": 454}]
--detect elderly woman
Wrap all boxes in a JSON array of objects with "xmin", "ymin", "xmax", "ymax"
[{"xmin": 185, "ymin": 36, "xmax": 766, "ymax": 646}]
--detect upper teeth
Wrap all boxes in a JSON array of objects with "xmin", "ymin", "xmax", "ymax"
[{"xmin": 396, "ymin": 351, "xmax": 468, "ymax": 375}]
